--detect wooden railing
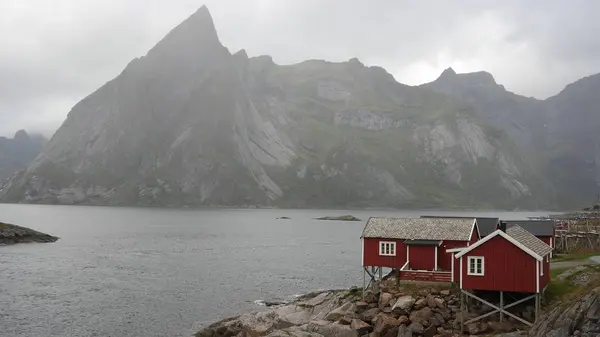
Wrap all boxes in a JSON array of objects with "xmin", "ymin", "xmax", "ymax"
[{"xmin": 400, "ymin": 270, "xmax": 452, "ymax": 283}]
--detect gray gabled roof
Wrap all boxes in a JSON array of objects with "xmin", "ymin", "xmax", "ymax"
[
  {"xmin": 506, "ymin": 225, "xmax": 553, "ymax": 257},
  {"xmin": 476, "ymin": 218, "xmax": 501, "ymax": 236},
  {"xmin": 420, "ymin": 215, "xmax": 498, "ymax": 237},
  {"xmin": 362, "ymin": 217, "xmax": 475, "ymax": 241},
  {"xmin": 504, "ymin": 220, "xmax": 554, "ymax": 237}
]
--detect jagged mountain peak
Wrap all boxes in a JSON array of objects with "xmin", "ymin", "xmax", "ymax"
[
  {"xmin": 433, "ymin": 68, "xmax": 497, "ymax": 88},
  {"xmin": 439, "ymin": 67, "xmax": 457, "ymax": 78},
  {"xmin": 144, "ymin": 5, "xmax": 226, "ymax": 64}
]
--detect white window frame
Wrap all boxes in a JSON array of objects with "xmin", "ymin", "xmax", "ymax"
[
  {"xmin": 379, "ymin": 241, "xmax": 396, "ymax": 256},
  {"xmin": 467, "ymin": 256, "xmax": 484, "ymax": 276}
]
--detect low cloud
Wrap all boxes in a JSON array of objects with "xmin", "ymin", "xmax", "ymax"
[{"xmin": 1, "ymin": 0, "xmax": 599, "ymax": 137}]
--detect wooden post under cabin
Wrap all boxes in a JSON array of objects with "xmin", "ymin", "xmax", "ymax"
[{"xmin": 499, "ymin": 291, "xmax": 504, "ymax": 322}]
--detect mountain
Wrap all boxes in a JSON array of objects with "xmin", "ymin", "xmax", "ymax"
[
  {"xmin": 0, "ymin": 130, "xmax": 46, "ymax": 182},
  {"xmin": 0, "ymin": 6, "xmax": 545, "ymax": 209},
  {"xmin": 543, "ymin": 73, "xmax": 600, "ymax": 206},
  {"xmin": 422, "ymin": 69, "xmax": 600, "ymax": 208}
]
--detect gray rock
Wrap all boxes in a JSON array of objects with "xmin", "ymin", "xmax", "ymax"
[
  {"xmin": 350, "ymin": 319, "xmax": 371, "ymax": 335},
  {"xmin": 326, "ymin": 303, "xmax": 357, "ymax": 321},
  {"xmin": 408, "ymin": 322, "xmax": 424, "ymax": 334},
  {"xmin": 266, "ymin": 327, "xmax": 324, "ymax": 337},
  {"xmin": 360, "ymin": 308, "xmax": 380, "ymax": 322},
  {"xmin": 392, "ymin": 296, "xmax": 415, "ymax": 313},
  {"xmin": 306, "ymin": 321, "xmax": 358, "ymax": 337},
  {"xmin": 396, "ymin": 325, "xmax": 412, "ymax": 337},
  {"xmin": 379, "ymin": 293, "xmax": 394, "ymax": 309},
  {"xmin": 409, "ymin": 307, "xmax": 433, "ymax": 326},
  {"xmin": 529, "ymin": 286, "xmax": 600, "ymax": 337}
]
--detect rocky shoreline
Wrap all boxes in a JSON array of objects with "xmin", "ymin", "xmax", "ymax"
[
  {"xmin": 195, "ymin": 275, "xmax": 527, "ymax": 337},
  {"xmin": 194, "ymin": 267, "xmax": 600, "ymax": 337},
  {"xmin": 0, "ymin": 222, "xmax": 59, "ymax": 245}
]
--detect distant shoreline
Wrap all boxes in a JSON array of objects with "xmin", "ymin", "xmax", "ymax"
[{"xmin": 0, "ymin": 202, "xmax": 568, "ymax": 213}]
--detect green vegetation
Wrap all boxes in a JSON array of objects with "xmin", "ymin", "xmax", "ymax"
[
  {"xmin": 545, "ymin": 265, "xmax": 600, "ymax": 303},
  {"xmin": 552, "ymin": 252, "xmax": 599, "ymax": 262}
]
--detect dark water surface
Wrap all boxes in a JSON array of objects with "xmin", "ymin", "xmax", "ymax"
[{"xmin": 0, "ymin": 204, "xmax": 551, "ymax": 337}]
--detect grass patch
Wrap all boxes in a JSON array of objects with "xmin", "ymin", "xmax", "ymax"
[
  {"xmin": 551, "ymin": 252, "xmax": 599, "ymax": 262},
  {"xmin": 545, "ymin": 265, "xmax": 600, "ymax": 304}
]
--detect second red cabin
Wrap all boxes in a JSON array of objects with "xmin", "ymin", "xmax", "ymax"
[{"xmin": 361, "ymin": 217, "xmax": 480, "ymax": 283}]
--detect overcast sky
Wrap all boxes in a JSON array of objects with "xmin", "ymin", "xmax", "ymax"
[{"xmin": 1, "ymin": 0, "xmax": 599, "ymax": 137}]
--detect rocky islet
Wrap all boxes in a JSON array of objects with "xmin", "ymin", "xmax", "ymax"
[{"xmin": 0, "ymin": 222, "xmax": 58, "ymax": 245}]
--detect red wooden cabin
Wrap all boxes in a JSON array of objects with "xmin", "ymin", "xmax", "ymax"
[
  {"xmin": 361, "ymin": 217, "xmax": 480, "ymax": 283},
  {"xmin": 451, "ymin": 225, "xmax": 553, "ymax": 328},
  {"xmin": 453, "ymin": 225, "xmax": 553, "ymax": 294}
]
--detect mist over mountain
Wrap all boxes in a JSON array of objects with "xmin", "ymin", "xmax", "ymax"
[
  {"xmin": 0, "ymin": 6, "xmax": 597, "ymax": 210},
  {"xmin": 0, "ymin": 130, "xmax": 46, "ymax": 182}
]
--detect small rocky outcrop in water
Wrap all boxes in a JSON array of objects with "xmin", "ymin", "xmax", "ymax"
[
  {"xmin": 315, "ymin": 215, "xmax": 362, "ymax": 221},
  {"xmin": 0, "ymin": 222, "xmax": 58, "ymax": 245}
]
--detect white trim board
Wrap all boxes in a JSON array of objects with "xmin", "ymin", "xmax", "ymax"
[
  {"xmin": 361, "ymin": 238, "xmax": 364, "ymax": 266},
  {"xmin": 468, "ymin": 218, "xmax": 477, "ymax": 243},
  {"xmin": 446, "ymin": 247, "xmax": 467, "ymax": 253},
  {"xmin": 536, "ymin": 260, "xmax": 540, "ymax": 293},
  {"xmin": 455, "ymin": 229, "xmax": 544, "ymax": 261}
]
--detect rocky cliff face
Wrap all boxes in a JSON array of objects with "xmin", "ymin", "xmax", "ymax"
[
  {"xmin": 0, "ymin": 6, "xmax": 565, "ymax": 209},
  {"xmin": 529, "ymin": 285, "xmax": 600, "ymax": 337},
  {"xmin": 423, "ymin": 68, "xmax": 600, "ymax": 209},
  {"xmin": 0, "ymin": 130, "xmax": 46, "ymax": 182}
]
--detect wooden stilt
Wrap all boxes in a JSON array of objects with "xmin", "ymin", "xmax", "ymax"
[
  {"xmin": 461, "ymin": 290, "xmax": 536, "ymax": 327},
  {"xmin": 535, "ymin": 293, "xmax": 540, "ymax": 322},
  {"xmin": 460, "ymin": 291, "xmax": 464, "ymax": 335},
  {"xmin": 363, "ymin": 267, "xmax": 366, "ymax": 299},
  {"xmin": 500, "ymin": 291, "xmax": 504, "ymax": 322}
]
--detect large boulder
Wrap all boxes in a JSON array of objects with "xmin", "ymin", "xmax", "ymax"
[
  {"xmin": 305, "ymin": 320, "xmax": 358, "ymax": 337},
  {"xmin": 350, "ymin": 319, "xmax": 372, "ymax": 335},
  {"xmin": 373, "ymin": 314, "xmax": 400, "ymax": 335},
  {"xmin": 298, "ymin": 292, "xmax": 331, "ymax": 308},
  {"xmin": 238, "ymin": 311, "xmax": 295, "ymax": 335},
  {"xmin": 396, "ymin": 325, "xmax": 412, "ymax": 337},
  {"xmin": 391, "ymin": 296, "xmax": 415, "ymax": 314},
  {"xmin": 325, "ymin": 302, "xmax": 357, "ymax": 321},
  {"xmin": 529, "ymin": 285, "xmax": 600, "ymax": 337},
  {"xmin": 426, "ymin": 295, "xmax": 437, "ymax": 309},
  {"xmin": 408, "ymin": 322, "xmax": 424, "ymax": 334},
  {"xmin": 414, "ymin": 298, "xmax": 427, "ymax": 310},
  {"xmin": 466, "ymin": 322, "xmax": 488, "ymax": 335},
  {"xmin": 360, "ymin": 308, "xmax": 380, "ymax": 322},
  {"xmin": 266, "ymin": 327, "xmax": 324, "ymax": 337},
  {"xmin": 409, "ymin": 307, "xmax": 433, "ymax": 326},
  {"xmin": 379, "ymin": 293, "xmax": 394, "ymax": 309}
]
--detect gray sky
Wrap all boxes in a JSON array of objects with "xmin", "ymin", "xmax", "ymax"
[{"xmin": 1, "ymin": 0, "xmax": 599, "ymax": 137}]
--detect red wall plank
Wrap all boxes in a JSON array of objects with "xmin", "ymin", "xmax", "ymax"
[{"xmin": 460, "ymin": 235, "xmax": 537, "ymax": 293}]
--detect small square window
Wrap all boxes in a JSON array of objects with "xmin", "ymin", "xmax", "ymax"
[
  {"xmin": 467, "ymin": 256, "xmax": 484, "ymax": 276},
  {"xmin": 379, "ymin": 241, "xmax": 396, "ymax": 256}
]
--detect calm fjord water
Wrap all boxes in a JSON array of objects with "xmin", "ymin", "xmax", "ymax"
[{"xmin": 0, "ymin": 204, "xmax": 550, "ymax": 337}]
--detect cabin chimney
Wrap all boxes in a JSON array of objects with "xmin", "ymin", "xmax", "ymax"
[{"xmin": 499, "ymin": 221, "xmax": 507, "ymax": 232}]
